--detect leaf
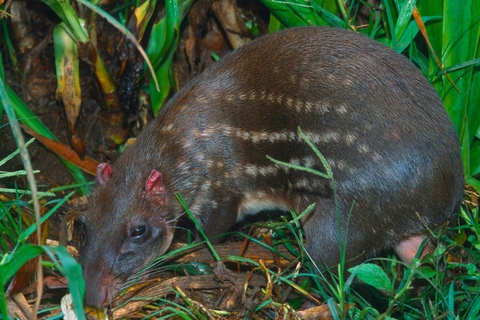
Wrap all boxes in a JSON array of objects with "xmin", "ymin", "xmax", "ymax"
[
  {"xmin": 147, "ymin": 0, "xmax": 194, "ymax": 114},
  {"xmin": 471, "ymin": 139, "xmax": 480, "ymax": 176},
  {"xmin": 40, "ymin": 0, "xmax": 89, "ymax": 42},
  {"xmin": 257, "ymin": 0, "xmax": 320, "ymax": 28},
  {"xmin": 21, "ymin": 125, "xmax": 98, "ymax": 175},
  {"xmin": 54, "ymin": 23, "xmax": 81, "ymax": 130},
  {"xmin": 466, "ymin": 176, "xmax": 480, "ymax": 193},
  {"xmin": 394, "ymin": 0, "xmax": 417, "ymax": 41},
  {"xmin": 442, "ymin": 1, "xmax": 480, "ymax": 141},
  {"xmin": 348, "ymin": 263, "xmax": 393, "ymax": 292},
  {"xmin": 415, "ymin": 266, "xmax": 436, "ymax": 279}
]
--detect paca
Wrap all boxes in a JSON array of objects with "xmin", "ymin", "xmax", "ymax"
[{"xmin": 79, "ymin": 26, "xmax": 464, "ymax": 307}]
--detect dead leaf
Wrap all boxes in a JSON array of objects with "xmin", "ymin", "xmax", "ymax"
[{"xmin": 21, "ymin": 125, "xmax": 99, "ymax": 175}]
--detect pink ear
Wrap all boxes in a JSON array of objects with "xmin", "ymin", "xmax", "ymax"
[
  {"xmin": 145, "ymin": 170, "xmax": 165, "ymax": 194},
  {"xmin": 96, "ymin": 163, "xmax": 113, "ymax": 185}
]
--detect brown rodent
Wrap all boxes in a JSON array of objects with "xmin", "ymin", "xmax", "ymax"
[{"xmin": 79, "ymin": 26, "xmax": 464, "ymax": 307}]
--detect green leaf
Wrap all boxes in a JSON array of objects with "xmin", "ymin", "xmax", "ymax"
[
  {"xmin": 40, "ymin": 0, "xmax": 89, "ymax": 43},
  {"xmin": 416, "ymin": 266, "xmax": 437, "ymax": 279},
  {"xmin": 0, "ymin": 245, "xmax": 44, "ymax": 285},
  {"xmin": 47, "ymin": 246, "xmax": 85, "ymax": 319},
  {"xmin": 257, "ymin": 0, "xmax": 320, "ymax": 28},
  {"xmin": 442, "ymin": 1, "xmax": 480, "ymax": 141},
  {"xmin": 147, "ymin": 0, "xmax": 193, "ymax": 114},
  {"xmin": 395, "ymin": 0, "xmax": 417, "ymax": 41},
  {"xmin": 471, "ymin": 139, "xmax": 480, "ymax": 176},
  {"xmin": 349, "ymin": 263, "xmax": 393, "ymax": 292},
  {"xmin": 466, "ymin": 176, "xmax": 480, "ymax": 192},
  {"xmin": 384, "ymin": 0, "xmax": 398, "ymax": 52}
]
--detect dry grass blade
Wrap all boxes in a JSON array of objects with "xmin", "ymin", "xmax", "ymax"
[{"xmin": 413, "ymin": 6, "xmax": 457, "ymax": 90}]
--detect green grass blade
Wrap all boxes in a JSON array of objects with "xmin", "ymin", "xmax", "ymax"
[
  {"xmin": 17, "ymin": 192, "xmax": 74, "ymax": 242},
  {"xmin": 40, "ymin": 0, "xmax": 89, "ymax": 42},
  {"xmin": 257, "ymin": 0, "xmax": 319, "ymax": 27},
  {"xmin": 384, "ymin": 0, "xmax": 399, "ymax": 51},
  {"xmin": 394, "ymin": 0, "xmax": 417, "ymax": 41},
  {"xmin": 46, "ymin": 246, "xmax": 85, "ymax": 320},
  {"xmin": 442, "ymin": 2, "xmax": 480, "ymax": 138},
  {"xmin": 471, "ymin": 136, "xmax": 480, "ymax": 176},
  {"xmin": 310, "ymin": 1, "xmax": 347, "ymax": 28},
  {"xmin": 175, "ymin": 193, "xmax": 220, "ymax": 261}
]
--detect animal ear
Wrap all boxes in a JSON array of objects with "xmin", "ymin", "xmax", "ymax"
[
  {"xmin": 145, "ymin": 170, "xmax": 165, "ymax": 194},
  {"xmin": 96, "ymin": 163, "xmax": 113, "ymax": 185}
]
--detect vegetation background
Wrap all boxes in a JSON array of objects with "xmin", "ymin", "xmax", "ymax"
[{"xmin": 1, "ymin": 0, "xmax": 480, "ymax": 319}]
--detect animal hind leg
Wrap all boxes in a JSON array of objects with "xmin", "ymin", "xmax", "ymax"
[{"xmin": 394, "ymin": 234, "xmax": 434, "ymax": 264}]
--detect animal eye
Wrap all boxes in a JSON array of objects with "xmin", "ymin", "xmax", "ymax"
[
  {"xmin": 75, "ymin": 218, "xmax": 87, "ymax": 247},
  {"xmin": 131, "ymin": 225, "xmax": 146, "ymax": 238},
  {"xmin": 78, "ymin": 221, "xmax": 86, "ymax": 235}
]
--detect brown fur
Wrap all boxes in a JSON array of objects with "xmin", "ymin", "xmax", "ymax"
[{"xmin": 80, "ymin": 26, "xmax": 464, "ymax": 307}]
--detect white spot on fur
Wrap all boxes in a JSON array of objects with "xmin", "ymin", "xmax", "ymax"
[
  {"xmin": 337, "ymin": 104, "xmax": 348, "ymax": 114},
  {"xmin": 316, "ymin": 101, "xmax": 330, "ymax": 115},
  {"xmin": 305, "ymin": 131, "xmax": 340, "ymax": 144},
  {"xmin": 326, "ymin": 159, "xmax": 336, "ymax": 169},
  {"xmin": 304, "ymin": 101, "xmax": 313, "ymax": 112},
  {"xmin": 336, "ymin": 160, "xmax": 348, "ymax": 170},
  {"xmin": 201, "ymin": 180, "xmax": 212, "ymax": 191},
  {"xmin": 245, "ymin": 164, "xmax": 259, "ymax": 177},
  {"xmin": 182, "ymin": 138, "xmax": 193, "ymax": 149},
  {"xmin": 276, "ymin": 94, "xmax": 283, "ymax": 104},
  {"xmin": 286, "ymin": 97, "xmax": 293, "ymax": 107},
  {"xmin": 294, "ymin": 178, "xmax": 310, "ymax": 189},
  {"xmin": 345, "ymin": 133, "xmax": 358, "ymax": 146},
  {"xmin": 260, "ymin": 90, "xmax": 266, "ymax": 100},
  {"xmin": 259, "ymin": 165, "xmax": 279, "ymax": 176},
  {"xmin": 303, "ymin": 156, "xmax": 316, "ymax": 168},
  {"xmin": 372, "ymin": 152, "xmax": 383, "ymax": 162},
  {"xmin": 358, "ymin": 144, "xmax": 369, "ymax": 154},
  {"xmin": 193, "ymin": 128, "xmax": 215, "ymax": 138},
  {"xmin": 196, "ymin": 152, "xmax": 206, "ymax": 163},
  {"xmin": 163, "ymin": 123, "xmax": 174, "ymax": 133},
  {"xmin": 221, "ymin": 125, "xmax": 235, "ymax": 137},
  {"xmin": 290, "ymin": 158, "xmax": 301, "ymax": 166},
  {"xmin": 205, "ymin": 159, "xmax": 214, "ymax": 168},
  {"xmin": 177, "ymin": 161, "xmax": 189, "ymax": 171},
  {"xmin": 238, "ymin": 192, "xmax": 289, "ymax": 221}
]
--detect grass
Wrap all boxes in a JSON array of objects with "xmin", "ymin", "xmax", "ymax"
[{"xmin": 1, "ymin": 0, "xmax": 480, "ymax": 319}]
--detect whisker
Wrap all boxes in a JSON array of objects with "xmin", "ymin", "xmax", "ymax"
[{"xmin": 166, "ymin": 211, "xmax": 187, "ymax": 224}]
